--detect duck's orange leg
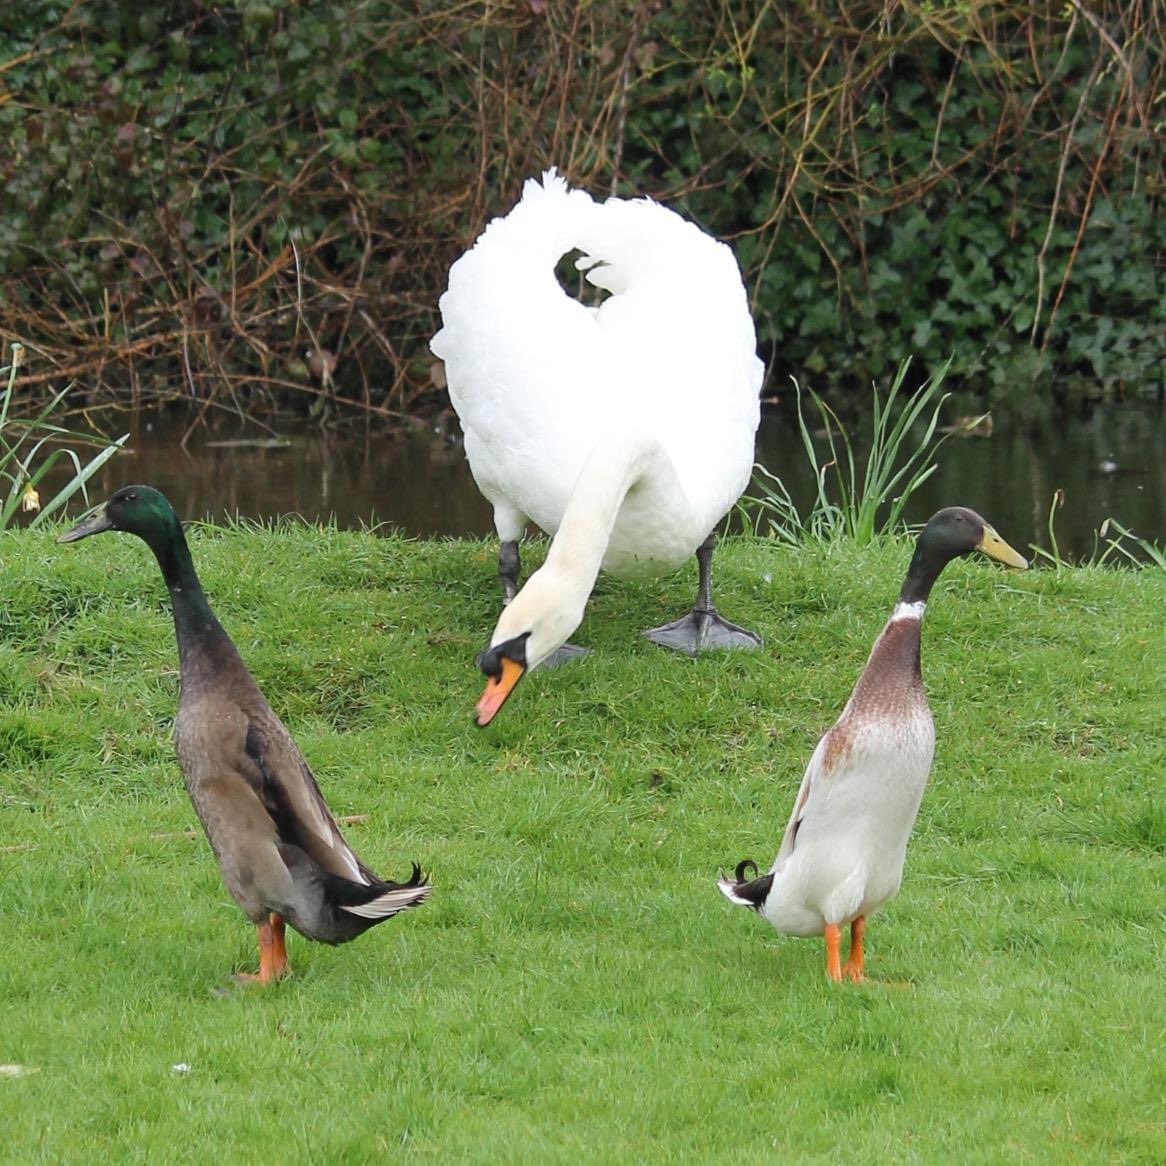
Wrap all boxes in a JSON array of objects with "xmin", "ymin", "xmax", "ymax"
[
  {"xmin": 237, "ymin": 916, "xmax": 290, "ymax": 984},
  {"xmin": 255, "ymin": 918, "xmax": 277, "ymax": 983},
  {"xmin": 268, "ymin": 914, "xmax": 289, "ymax": 980},
  {"xmin": 844, "ymin": 916, "xmax": 866, "ymax": 982},
  {"xmin": 824, "ymin": 923, "xmax": 843, "ymax": 982}
]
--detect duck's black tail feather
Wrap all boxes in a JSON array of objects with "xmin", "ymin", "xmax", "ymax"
[
  {"xmin": 327, "ymin": 863, "xmax": 431, "ymax": 921},
  {"xmin": 716, "ymin": 858, "xmax": 773, "ymax": 912},
  {"xmin": 276, "ymin": 844, "xmax": 430, "ymax": 944}
]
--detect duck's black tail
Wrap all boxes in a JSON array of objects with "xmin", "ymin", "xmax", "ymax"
[
  {"xmin": 716, "ymin": 859, "xmax": 773, "ymax": 913},
  {"xmin": 278, "ymin": 844, "xmax": 431, "ymax": 944},
  {"xmin": 327, "ymin": 862, "xmax": 432, "ymax": 924}
]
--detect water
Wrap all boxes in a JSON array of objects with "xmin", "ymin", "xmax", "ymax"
[
  {"xmin": 47, "ymin": 411, "xmax": 494, "ymax": 538},
  {"xmin": 37, "ymin": 398, "xmax": 1166, "ymax": 561},
  {"xmin": 754, "ymin": 395, "xmax": 1166, "ymax": 559}
]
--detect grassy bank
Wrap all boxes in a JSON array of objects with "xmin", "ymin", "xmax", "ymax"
[{"xmin": 1, "ymin": 524, "xmax": 1163, "ymax": 1162}]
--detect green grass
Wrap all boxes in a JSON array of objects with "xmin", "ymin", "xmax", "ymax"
[{"xmin": 1, "ymin": 522, "xmax": 1163, "ymax": 1163}]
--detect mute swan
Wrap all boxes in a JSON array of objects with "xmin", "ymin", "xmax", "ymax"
[
  {"xmin": 60, "ymin": 486, "xmax": 431, "ymax": 983},
  {"xmin": 431, "ymin": 170, "xmax": 764, "ymax": 726},
  {"xmin": 718, "ymin": 508, "xmax": 1027, "ymax": 981}
]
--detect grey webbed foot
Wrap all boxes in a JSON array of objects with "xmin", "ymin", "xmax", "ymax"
[
  {"xmin": 644, "ymin": 531, "xmax": 762, "ymax": 656},
  {"xmin": 537, "ymin": 643, "xmax": 592, "ymax": 670},
  {"xmin": 643, "ymin": 609, "xmax": 762, "ymax": 656}
]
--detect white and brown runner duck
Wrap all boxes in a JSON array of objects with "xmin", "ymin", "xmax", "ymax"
[{"xmin": 718, "ymin": 507, "xmax": 1027, "ymax": 982}]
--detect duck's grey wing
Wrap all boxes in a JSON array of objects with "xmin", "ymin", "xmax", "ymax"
[{"xmin": 242, "ymin": 705, "xmax": 370, "ymax": 886}]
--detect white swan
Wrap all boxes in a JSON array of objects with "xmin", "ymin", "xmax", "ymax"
[{"xmin": 431, "ymin": 170, "xmax": 764, "ymax": 725}]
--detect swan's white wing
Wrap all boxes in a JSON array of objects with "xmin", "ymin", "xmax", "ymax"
[{"xmin": 432, "ymin": 171, "xmax": 762, "ymax": 548}]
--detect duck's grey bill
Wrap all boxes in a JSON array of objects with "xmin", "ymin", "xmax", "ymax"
[{"xmin": 58, "ymin": 504, "xmax": 113, "ymax": 543}]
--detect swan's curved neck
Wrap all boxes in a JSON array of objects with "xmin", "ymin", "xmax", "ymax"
[
  {"xmin": 491, "ymin": 430, "xmax": 695, "ymax": 668},
  {"xmin": 544, "ymin": 431, "xmax": 678, "ymax": 588}
]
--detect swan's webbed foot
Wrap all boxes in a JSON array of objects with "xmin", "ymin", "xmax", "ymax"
[
  {"xmin": 538, "ymin": 642, "xmax": 591, "ymax": 670},
  {"xmin": 643, "ymin": 531, "xmax": 762, "ymax": 656},
  {"xmin": 643, "ymin": 608, "xmax": 762, "ymax": 656}
]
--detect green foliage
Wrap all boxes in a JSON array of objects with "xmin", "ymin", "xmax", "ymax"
[
  {"xmin": 1093, "ymin": 519, "xmax": 1166, "ymax": 572},
  {"xmin": 1, "ymin": 525, "xmax": 1164, "ymax": 1159},
  {"xmin": 0, "ymin": 2, "xmax": 1162, "ymax": 412},
  {"xmin": 0, "ymin": 343, "xmax": 127, "ymax": 530},
  {"xmin": 744, "ymin": 356, "xmax": 953, "ymax": 545},
  {"xmin": 1035, "ymin": 505, "xmax": 1166, "ymax": 573}
]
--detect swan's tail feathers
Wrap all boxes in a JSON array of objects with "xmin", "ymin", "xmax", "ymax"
[
  {"xmin": 332, "ymin": 863, "xmax": 432, "ymax": 921},
  {"xmin": 438, "ymin": 166, "xmax": 595, "ymax": 294},
  {"xmin": 525, "ymin": 167, "xmax": 569, "ymax": 201},
  {"xmin": 717, "ymin": 859, "xmax": 773, "ymax": 913}
]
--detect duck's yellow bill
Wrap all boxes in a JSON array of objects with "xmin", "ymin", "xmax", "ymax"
[
  {"xmin": 977, "ymin": 525, "xmax": 1028, "ymax": 569},
  {"xmin": 475, "ymin": 657, "xmax": 525, "ymax": 727}
]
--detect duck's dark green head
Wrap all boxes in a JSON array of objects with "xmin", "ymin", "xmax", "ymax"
[
  {"xmin": 58, "ymin": 484, "xmax": 180, "ymax": 548},
  {"xmin": 922, "ymin": 507, "xmax": 1028, "ymax": 567},
  {"xmin": 901, "ymin": 507, "xmax": 1027, "ymax": 603}
]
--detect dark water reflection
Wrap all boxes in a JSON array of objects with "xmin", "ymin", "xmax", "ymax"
[
  {"xmin": 755, "ymin": 396, "xmax": 1166, "ymax": 560},
  {"xmin": 52, "ymin": 411, "xmax": 494, "ymax": 538},
  {"xmin": 42, "ymin": 397, "xmax": 1166, "ymax": 562}
]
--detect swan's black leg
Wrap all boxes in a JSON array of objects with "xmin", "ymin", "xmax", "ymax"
[
  {"xmin": 643, "ymin": 533, "xmax": 762, "ymax": 656},
  {"xmin": 499, "ymin": 539, "xmax": 521, "ymax": 605},
  {"xmin": 497, "ymin": 537, "xmax": 588, "ymax": 666}
]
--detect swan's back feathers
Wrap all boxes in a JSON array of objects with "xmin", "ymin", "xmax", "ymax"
[
  {"xmin": 573, "ymin": 191, "xmax": 761, "ymax": 505},
  {"xmin": 438, "ymin": 168, "xmax": 599, "ymax": 301},
  {"xmin": 432, "ymin": 169, "xmax": 762, "ymax": 556}
]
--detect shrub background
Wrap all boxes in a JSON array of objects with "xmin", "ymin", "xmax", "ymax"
[{"xmin": 1, "ymin": 1, "xmax": 1162, "ymax": 415}]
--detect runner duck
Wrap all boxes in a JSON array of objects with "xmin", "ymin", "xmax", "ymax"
[
  {"xmin": 60, "ymin": 486, "xmax": 431, "ymax": 983},
  {"xmin": 431, "ymin": 169, "xmax": 764, "ymax": 726},
  {"xmin": 718, "ymin": 507, "xmax": 1027, "ymax": 981}
]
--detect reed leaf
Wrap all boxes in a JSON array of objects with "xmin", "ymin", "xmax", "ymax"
[
  {"xmin": 1093, "ymin": 518, "xmax": 1166, "ymax": 573},
  {"xmin": 745, "ymin": 356, "xmax": 954, "ymax": 546},
  {"xmin": 0, "ymin": 344, "xmax": 127, "ymax": 531}
]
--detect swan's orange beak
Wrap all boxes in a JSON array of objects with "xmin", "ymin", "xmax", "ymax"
[{"xmin": 475, "ymin": 657, "xmax": 525, "ymax": 726}]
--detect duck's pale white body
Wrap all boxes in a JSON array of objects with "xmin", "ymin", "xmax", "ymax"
[
  {"xmin": 431, "ymin": 170, "xmax": 762, "ymax": 581},
  {"xmin": 757, "ymin": 615, "xmax": 936, "ymax": 938},
  {"xmin": 719, "ymin": 508, "xmax": 1027, "ymax": 981}
]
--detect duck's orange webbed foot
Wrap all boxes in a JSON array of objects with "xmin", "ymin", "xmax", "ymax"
[{"xmin": 843, "ymin": 916, "xmax": 866, "ymax": 983}]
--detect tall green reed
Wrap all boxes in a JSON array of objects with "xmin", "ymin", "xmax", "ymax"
[
  {"xmin": 743, "ymin": 356, "xmax": 953, "ymax": 546},
  {"xmin": 0, "ymin": 342, "xmax": 127, "ymax": 530}
]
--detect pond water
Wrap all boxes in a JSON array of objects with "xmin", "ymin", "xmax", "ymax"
[{"xmin": 39, "ymin": 396, "xmax": 1166, "ymax": 562}]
